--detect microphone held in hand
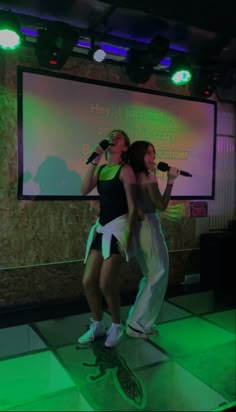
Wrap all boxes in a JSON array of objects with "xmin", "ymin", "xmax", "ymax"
[
  {"xmin": 157, "ymin": 161, "xmax": 192, "ymax": 177},
  {"xmin": 86, "ymin": 140, "xmax": 110, "ymax": 164}
]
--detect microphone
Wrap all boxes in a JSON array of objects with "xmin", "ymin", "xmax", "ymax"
[
  {"xmin": 157, "ymin": 161, "xmax": 192, "ymax": 177},
  {"xmin": 86, "ymin": 139, "xmax": 110, "ymax": 164}
]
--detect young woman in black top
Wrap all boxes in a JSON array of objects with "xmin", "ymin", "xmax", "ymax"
[{"xmin": 78, "ymin": 130, "xmax": 137, "ymax": 348}]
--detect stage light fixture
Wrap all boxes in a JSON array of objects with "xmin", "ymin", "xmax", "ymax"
[
  {"xmin": 88, "ymin": 36, "xmax": 106, "ymax": 63},
  {"xmin": 0, "ymin": 10, "xmax": 21, "ymax": 50},
  {"xmin": 90, "ymin": 44, "xmax": 106, "ymax": 63},
  {"xmin": 148, "ymin": 35, "xmax": 170, "ymax": 66},
  {"xmin": 92, "ymin": 47, "xmax": 106, "ymax": 62},
  {"xmin": 125, "ymin": 48, "xmax": 153, "ymax": 83},
  {"xmin": 35, "ymin": 21, "xmax": 78, "ymax": 69},
  {"xmin": 125, "ymin": 34, "xmax": 169, "ymax": 84},
  {"xmin": 170, "ymin": 55, "xmax": 192, "ymax": 85},
  {"xmin": 189, "ymin": 70, "xmax": 215, "ymax": 98}
]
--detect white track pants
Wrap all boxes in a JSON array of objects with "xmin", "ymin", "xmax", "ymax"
[{"xmin": 127, "ymin": 213, "xmax": 169, "ymax": 333}]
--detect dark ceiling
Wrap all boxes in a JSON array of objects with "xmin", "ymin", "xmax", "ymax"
[{"xmin": 0, "ymin": 0, "xmax": 236, "ymax": 92}]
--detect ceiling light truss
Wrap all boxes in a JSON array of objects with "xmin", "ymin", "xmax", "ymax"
[{"xmin": 0, "ymin": 8, "xmax": 226, "ymax": 87}]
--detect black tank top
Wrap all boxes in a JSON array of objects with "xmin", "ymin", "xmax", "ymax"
[{"xmin": 97, "ymin": 165, "xmax": 128, "ymax": 225}]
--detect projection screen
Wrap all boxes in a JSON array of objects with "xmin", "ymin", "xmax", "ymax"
[{"xmin": 17, "ymin": 67, "xmax": 216, "ymax": 200}]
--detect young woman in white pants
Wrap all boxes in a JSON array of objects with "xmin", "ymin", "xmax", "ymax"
[{"xmin": 126, "ymin": 140, "xmax": 180, "ymax": 338}]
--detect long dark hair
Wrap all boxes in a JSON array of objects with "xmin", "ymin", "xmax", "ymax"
[{"xmin": 128, "ymin": 140, "xmax": 155, "ymax": 175}]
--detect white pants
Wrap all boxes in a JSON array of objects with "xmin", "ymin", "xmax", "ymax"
[{"xmin": 127, "ymin": 213, "xmax": 169, "ymax": 333}]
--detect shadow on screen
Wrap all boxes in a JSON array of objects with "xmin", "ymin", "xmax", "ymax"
[{"xmin": 33, "ymin": 156, "xmax": 82, "ymax": 196}]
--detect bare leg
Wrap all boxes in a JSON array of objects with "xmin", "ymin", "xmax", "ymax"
[
  {"xmin": 99, "ymin": 254, "xmax": 123, "ymax": 323},
  {"xmin": 83, "ymin": 249, "xmax": 104, "ymax": 321}
]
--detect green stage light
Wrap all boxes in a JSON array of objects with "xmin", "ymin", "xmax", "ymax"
[
  {"xmin": 170, "ymin": 55, "xmax": 192, "ymax": 85},
  {"xmin": 171, "ymin": 69, "xmax": 192, "ymax": 85},
  {"xmin": 0, "ymin": 10, "xmax": 21, "ymax": 50},
  {"xmin": 0, "ymin": 28, "xmax": 20, "ymax": 49}
]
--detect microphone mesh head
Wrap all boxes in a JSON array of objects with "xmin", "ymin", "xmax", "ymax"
[
  {"xmin": 157, "ymin": 162, "xmax": 168, "ymax": 172},
  {"xmin": 100, "ymin": 140, "xmax": 110, "ymax": 150}
]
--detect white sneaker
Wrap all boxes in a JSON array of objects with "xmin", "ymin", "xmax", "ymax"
[
  {"xmin": 126, "ymin": 324, "xmax": 146, "ymax": 338},
  {"xmin": 104, "ymin": 323, "xmax": 124, "ymax": 348},
  {"xmin": 78, "ymin": 319, "xmax": 106, "ymax": 345},
  {"xmin": 126, "ymin": 323, "xmax": 159, "ymax": 339}
]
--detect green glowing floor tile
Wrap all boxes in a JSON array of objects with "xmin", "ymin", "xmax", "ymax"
[
  {"xmin": 0, "ymin": 351, "xmax": 75, "ymax": 411},
  {"xmin": 8, "ymin": 388, "xmax": 94, "ymax": 411},
  {"xmin": 149, "ymin": 317, "xmax": 235, "ymax": 357},
  {"xmin": 118, "ymin": 336, "xmax": 168, "ymax": 367},
  {"xmin": 0, "ymin": 325, "xmax": 46, "ymax": 359},
  {"xmin": 135, "ymin": 361, "xmax": 229, "ymax": 411},
  {"xmin": 203, "ymin": 310, "xmax": 236, "ymax": 335},
  {"xmin": 71, "ymin": 360, "xmax": 228, "ymax": 411},
  {"xmin": 168, "ymin": 290, "xmax": 216, "ymax": 314},
  {"xmin": 175, "ymin": 340, "xmax": 236, "ymax": 402},
  {"xmin": 56, "ymin": 344, "xmax": 98, "ymax": 386},
  {"xmin": 156, "ymin": 301, "xmax": 192, "ymax": 324}
]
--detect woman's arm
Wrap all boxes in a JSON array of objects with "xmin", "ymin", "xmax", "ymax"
[
  {"xmin": 141, "ymin": 167, "xmax": 180, "ymax": 211},
  {"xmin": 120, "ymin": 164, "xmax": 137, "ymax": 245},
  {"xmin": 80, "ymin": 145, "xmax": 104, "ymax": 195},
  {"xmin": 80, "ymin": 163, "xmax": 101, "ymax": 195},
  {"xmin": 144, "ymin": 174, "xmax": 167, "ymax": 211},
  {"xmin": 161, "ymin": 167, "xmax": 180, "ymax": 208}
]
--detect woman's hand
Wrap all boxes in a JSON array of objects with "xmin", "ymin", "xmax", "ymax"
[
  {"xmin": 167, "ymin": 167, "xmax": 180, "ymax": 184},
  {"xmin": 89, "ymin": 144, "xmax": 104, "ymax": 164}
]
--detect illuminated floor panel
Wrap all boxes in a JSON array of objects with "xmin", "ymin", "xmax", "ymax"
[
  {"xmin": 168, "ymin": 290, "xmax": 216, "ymax": 314},
  {"xmin": 149, "ymin": 316, "xmax": 235, "ymax": 357},
  {"xmin": 0, "ymin": 351, "xmax": 75, "ymax": 411},
  {"xmin": 175, "ymin": 340, "xmax": 236, "ymax": 402},
  {"xmin": 0, "ymin": 325, "xmax": 46, "ymax": 359},
  {"xmin": 74, "ymin": 360, "xmax": 228, "ymax": 411},
  {"xmin": 203, "ymin": 309, "xmax": 236, "ymax": 334},
  {"xmin": 135, "ymin": 361, "xmax": 229, "ymax": 411},
  {"xmin": 0, "ymin": 291, "xmax": 235, "ymax": 412},
  {"xmin": 8, "ymin": 388, "xmax": 94, "ymax": 411}
]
